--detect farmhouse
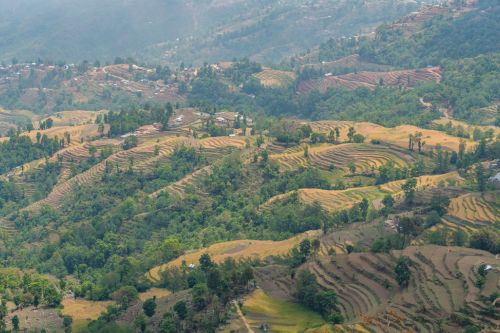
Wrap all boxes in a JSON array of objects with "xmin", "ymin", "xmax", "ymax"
[{"xmin": 489, "ymin": 172, "xmax": 500, "ymax": 188}]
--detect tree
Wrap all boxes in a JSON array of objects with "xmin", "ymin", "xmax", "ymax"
[
  {"xmin": 134, "ymin": 314, "xmax": 146, "ymax": 333},
  {"xmin": 348, "ymin": 162, "xmax": 356, "ymax": 175},
  {"xmin": 143, "ymin": 297, "xmax": 157, "ymax": 317},
  {"xmin": 382, "ymin": 194, "xmax": 394, "ymax": 209},
  {"xmin": 475, "ymin": 164, "xmax": 487, "ymax": 192},
  {"xmin": 394, "ymin": 256, "xmax": 411, "ymax": 288},
  {"xmin": 256, "ymin": 135, "xmax": 265, "ymax": 148},
  {"xmin": 299, "ymin": 239, "xmax": 311, "ymax": 257},
  {"xmin": 192, "ymin": 283, "xmax": 209, "ymax": 310},
  {"xmin": 159, "ymin": 313, "xmax": 177, "ymax": 333},
  {"xmin": 199, "ymin": 253, "xmax": 214, "ymax": 272},
  {"xmin": 161, "ymin": 237, "xmax": 183, "ymax": 261},
  {"xmin": 63, "ymin": 316, "xmax": 73, "ymax": 332},
  {"xmin": 397, "ymin": 216, "xmax": 422, "ymax": 245},
  {"xmin": 347, "ymin": 127, "xmax": 355, "ymax": 142},
  {"xmin": 12, "ymin": 315, "xmax": 19, "ymax": 331},
  {"xmin": 401, "ymin": 178, "xmax": 417, "ymax": 204},
  {"xmin": 312, "ymin": 239, "xmax": 321, "ymax": 256},
  {"xmin": 173, "ymin": 301, "xmax": 188, "ymax": 320},
  {"xmin": 98, "ymin": 123, "xmax": 105, "ymax": 136}
]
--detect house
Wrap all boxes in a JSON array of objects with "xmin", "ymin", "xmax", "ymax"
[{"xmin": 489, "ymin": 172, "xmax": 500, "ymax": 188}]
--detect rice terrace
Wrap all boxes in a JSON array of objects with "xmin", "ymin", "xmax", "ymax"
[{"xmin": 0, "ymin": 0, "xmax": 498, "ymax": 332}]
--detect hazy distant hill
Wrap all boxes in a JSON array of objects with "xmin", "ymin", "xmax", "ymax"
[{"xmin": 0, "ymin": 0, "xmax": 432, "ymax": 65}]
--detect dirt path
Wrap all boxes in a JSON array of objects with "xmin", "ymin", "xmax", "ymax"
[{"xmin": 233, "ymin": 300, "xmax": 254, "ymax": 333}]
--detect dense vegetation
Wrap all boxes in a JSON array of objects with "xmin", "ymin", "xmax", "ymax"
[{"xmin": 0, "ymin": 130, "xmax": 61, "ymax": 173}]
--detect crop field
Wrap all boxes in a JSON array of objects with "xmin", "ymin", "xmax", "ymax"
[
  {"xmin": 433, "ymin": 117, "xmax": 500, "ymax": 138},
  {"xmin": 0, "ymin": 123, "xmax": 108, "ymax": 145},
  {"xmin": 447, "ymin": 192, "xmax": 499, "ymax": 224},
  {"xmin": 25, "ymin": 136, "xmax": 190, "ymax": 211},
  {"xmin": 298, "ymin": 67, "xmax": 441, "ymax": 93},
  {"xmin": 148, "ymin": 230, "xmax": 321, "ymax": 282},
  {"xmin": 6, "ymin": 306, "xmax": 63, "ymax": 332},
  {"xmin": 61, "ymin": 298, "xmax": 114, "ymax": 332},
  {"xmin": 242, "ymin": 289, "xmax": 326, "ymax": 333},
  {"xmin": 150, "ymin": 165, "xmax": 213, "ymax": 199},
  {"xmin": 270, "ymin": 143, "xmax": 414, "ymax": 172},
  {"xmin": 308, "ymin": 121, "xmax": 476, "ymax": 152},
  {"xmin": 300, "ymin": 245, "xmax": 499, "ymax": 332},
  {"xmin": 253, "ymin": 68, "xmax": 296, "ymax": 87},
  {"xmin": 263, "ymin": 172, "xmax": 463, "ymax": 212},
  {"xmin": 37, "ymin": 110, "xmax": 106, "ymax": 127}
]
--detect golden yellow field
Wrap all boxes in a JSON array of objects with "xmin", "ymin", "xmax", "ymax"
[
  {"xmin": 61, "ymin": 298, "xmax": 114, "ymax": 331},
  {"xmin": 138, "ymin": 288, "xmax": 172, "ymax": 301},
  {"xmin": 38, "ymin": 110, "xmax": 107, "ymax": 127},
  {"xmin": 433, "ymin": 117, "xmax": 500, "ymax": 138},
  {"xmin": 253, "ymin": 68, "xmax": 296, "ymax": 87},
  {"xmin": 309, "ymin": 121, "xmax": 476, "ymax": 151},
  {"xmin": 270, "ymin": 143, "xmax": 413, "ymax": 172},
  {"xmin": 263, "ymin": 172, "xmax": 463, "ymax": 212},
  {"xmin": 0, "ymin": 123, "xmax": 108, "ymax": 145},
  {"xmin": 447, "ymin": 192, "xmax": 498, "ymax": 223},
  {"xmin": 148, "ymin": 230, "xmax": 320, "ymax": 281}
]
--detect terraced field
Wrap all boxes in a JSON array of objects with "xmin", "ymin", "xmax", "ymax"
[
  {"xmin": 242, "ymin": 289, "xmax": 326, "ymax": 332},
  {"xmin": 25, "ymin": 136, "xmax": 190, "ymax": 211},
  {"xmin": 38, "ymin": 110, "xmax": 106, "ymax": 127},
  {"xmin": 270, "ymin": 143, "xmax": 414, "ymax": 172},
  {"xmin": 447, "ymin": 192, "xmax": 499, "ymax": 224},
  {"xmin": 150, "ymin": 165, "xmax": 212, "ymax": 199},
  {"xmin": 253, "ymin": 68, "xmax": 296, "ymax": 87},
  {"xmin": 0, "ymin": 123, "xmax": 108, "ymax": 145},
  {"xmin": 298, "ymin": 67, "xmax": 441, "ymax": 93},
  {"xmin": 308, "ymin": 121, "xmax": 476, "ymax": 151},
  {"xmin": 0, "ymin": 218, "xmax": 15, "ymax": 239},
  {"xmin": 263, "ymin": 172, "xmax": 463, "ymax": 212},
  {"xmin": 147, "ymin": 230, "xmax": 321, "ymax": 282},
  {"xmin": 433, "ymin": 118, "xmax": 500, "ymax": 138},
  {"xmin": 300, "ymin": 246, "xmax": 499, "ymax": 332}
]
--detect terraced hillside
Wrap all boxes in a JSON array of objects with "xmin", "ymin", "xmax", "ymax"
[
  {"xmin": 309, "ymin": 120, "xmax": 476, "ymax": 151},
  {"xmin": 150, "ymin": 165, "xmax": 213, "ymax": 199},
  {"xmin": 448, "ymin": 192, "xmax": 499, "ymax": 224},
  {"xmin": 253, "ymin": 68, "xmax": 296, "ymax": 88},
  {"xmin": 263, "ymin": 171, "xmax": 463, "ymax": 212},
  {"xmin": 276, "ymin": 246, "xmax": 500, "ymax": 332},
  {"xmin": 0, "ymin": 123, "xmax": 107, "ymax": 145},
  {"xmin": 24, "ymin": 136, "xmax": 191, "ymax": 212},
  {"xmin": 148, "ymin": 230, "xmax": 321, "ymax": 282},
  {"xmin": 270, "ymin": 143, "xmax": 415, "ymax": 172},
  {"xmin": 298, "ymin": 67, "xmax": 441, "ymax": 94},
  {"xmin": 428, "ymin": 191, "xmax": 500, "ymax": 240}
]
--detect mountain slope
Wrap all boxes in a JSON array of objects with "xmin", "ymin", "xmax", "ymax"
[{"xmin": 0, "ymin": 0, "xmax": 431, "ymax": 64}]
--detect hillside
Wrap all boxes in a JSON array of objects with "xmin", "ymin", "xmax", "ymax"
[
  {"xmin": 0, "ymin": 0, "xmax": 430, "ymax": 65},
  {"xmin": 0, "ymin": 1, "xmax": 498, "ymax": 332}
]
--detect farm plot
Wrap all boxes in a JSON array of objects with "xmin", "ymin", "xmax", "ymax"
[
  {"xmin": 447, "ymin": 192, "xmax": 499, "ymax": 224},
  {"xmin": 0, "ymin": 123, "xmax": 108, "ymax": 145},
  {"xmin": 242, "ymin": 289, "xmax": 326, "ymax": 333},
  {"xmin": 25, "ymin": 136, "xmax": 190, "ymax": 211},
  {"xmin": 150, "ymin": 165, "xmax": 213, "ymax": 199},
  {"xmin": 253, "ymin": 68, "xmax": 296, "ymax": 88},
  {"xmin": 270, "ymin": 143, "xmax": 414, "ymax": 172},
  {"xmin": 263, "ymin": 172, "xmax": 463, "ymax": 213},
  {"xmin": 61, "ymin": 298, "xmax": 114, "ymax": 332},
  {"xmin": 147, "ymin": 230, "xmax": 320, "ymax": 282},
  {"xmin": 38, "ymin": 110, "xmax": 106, "ymax": 127},
  {"xmin": 298, "ymin": 67, "xmax": 441, "ymax": 94},
  {"xmin": 308, "ymin": 121, "xmax": 476, "ymax": 152},
  {"xmin": 300, "ymin": 245, "xmax": 499, "ymax": 332}
]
